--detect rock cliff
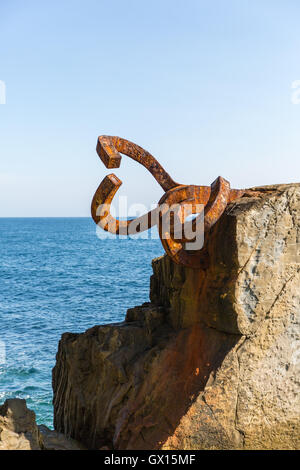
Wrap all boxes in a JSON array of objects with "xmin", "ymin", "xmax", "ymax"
[{"xmin": 53, "ymin": 183, "xmax": 300, "ymax": 450}]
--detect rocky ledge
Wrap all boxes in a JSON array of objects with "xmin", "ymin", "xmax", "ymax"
[
  {"xmin": 0, "ymin": 398, "xmax": 84, "ymax": 450},
  {"xmin": 53, "ymin": 183, "xmax": 300, "ymax": 450}
]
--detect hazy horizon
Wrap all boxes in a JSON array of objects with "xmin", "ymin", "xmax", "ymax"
[{"xmin": 1, "ymin": 0, "xmax": 300, "ymax": 217}]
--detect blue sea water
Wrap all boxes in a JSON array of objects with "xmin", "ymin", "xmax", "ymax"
[{"xmin": 0, "ymin": 218, "xmax": 163, "ymax": 428}]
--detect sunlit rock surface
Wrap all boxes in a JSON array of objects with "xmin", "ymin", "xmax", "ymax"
[
  {"xmin": 53, "ymin": 183, "xmax": 300, "ymax": 450},
  {"xmin": 0, "ymin": 398, "xmax": 83, "ymax": 450}
]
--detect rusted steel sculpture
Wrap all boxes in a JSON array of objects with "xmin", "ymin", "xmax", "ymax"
[{"xmin": 91, "ymin": 136, "xmax": 245, "ymax": 268}]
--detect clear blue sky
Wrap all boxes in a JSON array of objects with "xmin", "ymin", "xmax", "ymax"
[{"xmin": 1, "ymin": 0, "xmax": 300, "ymax": 216}]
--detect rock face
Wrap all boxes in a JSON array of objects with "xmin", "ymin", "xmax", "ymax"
[
  {"xmin": 0, "ymin": 399, "xmax": 41, "ymax": 450},
  {"xmin": 0, "ymin": 398, "xmax": 83, "ymax": 450},
  {"xmin": 53, "ymin": 183, "xmax": 300, "ymax": 450}
]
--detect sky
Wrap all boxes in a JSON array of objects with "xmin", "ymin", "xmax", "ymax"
[{"xmin": 0, "ymin": 0, "xmax": 300, "ymax": 217}]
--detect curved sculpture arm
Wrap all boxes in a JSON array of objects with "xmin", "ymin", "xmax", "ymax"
[
  {"xmin": 97, "ymin": 135, "xmax": 178, "ymax": 192},
  {"xmin": 92, "ymin": 135, "xmax": 245, "ymax": 268},
  {"xmin": 91, "ymin": 174, "xmax": 158, "ymax": 235}
]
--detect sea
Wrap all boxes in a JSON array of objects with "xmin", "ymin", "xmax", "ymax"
[{"xmin": 0, "ymin": 218, "xmax": 163, "ymax": 428}]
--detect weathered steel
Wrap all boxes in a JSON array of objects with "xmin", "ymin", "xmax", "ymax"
[
  {"xmin": 91, "ymin": 135, "xmax": 245, "ymax": 268},
  {"xmin": 91, "ymin": 173, "xmax": 159, "ymax": 235},
  {"xmin": 96, "ymin": 136, "xmax": 178, "ymax": 191}
]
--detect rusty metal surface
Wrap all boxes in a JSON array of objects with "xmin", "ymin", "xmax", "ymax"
[
  {"xmin": 91, "ymin": 135, "xmax": 246, "ymax": 268},
  {"xmin": 96, "ymin": 136, "xmax": 178, "ymax": 191}
]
